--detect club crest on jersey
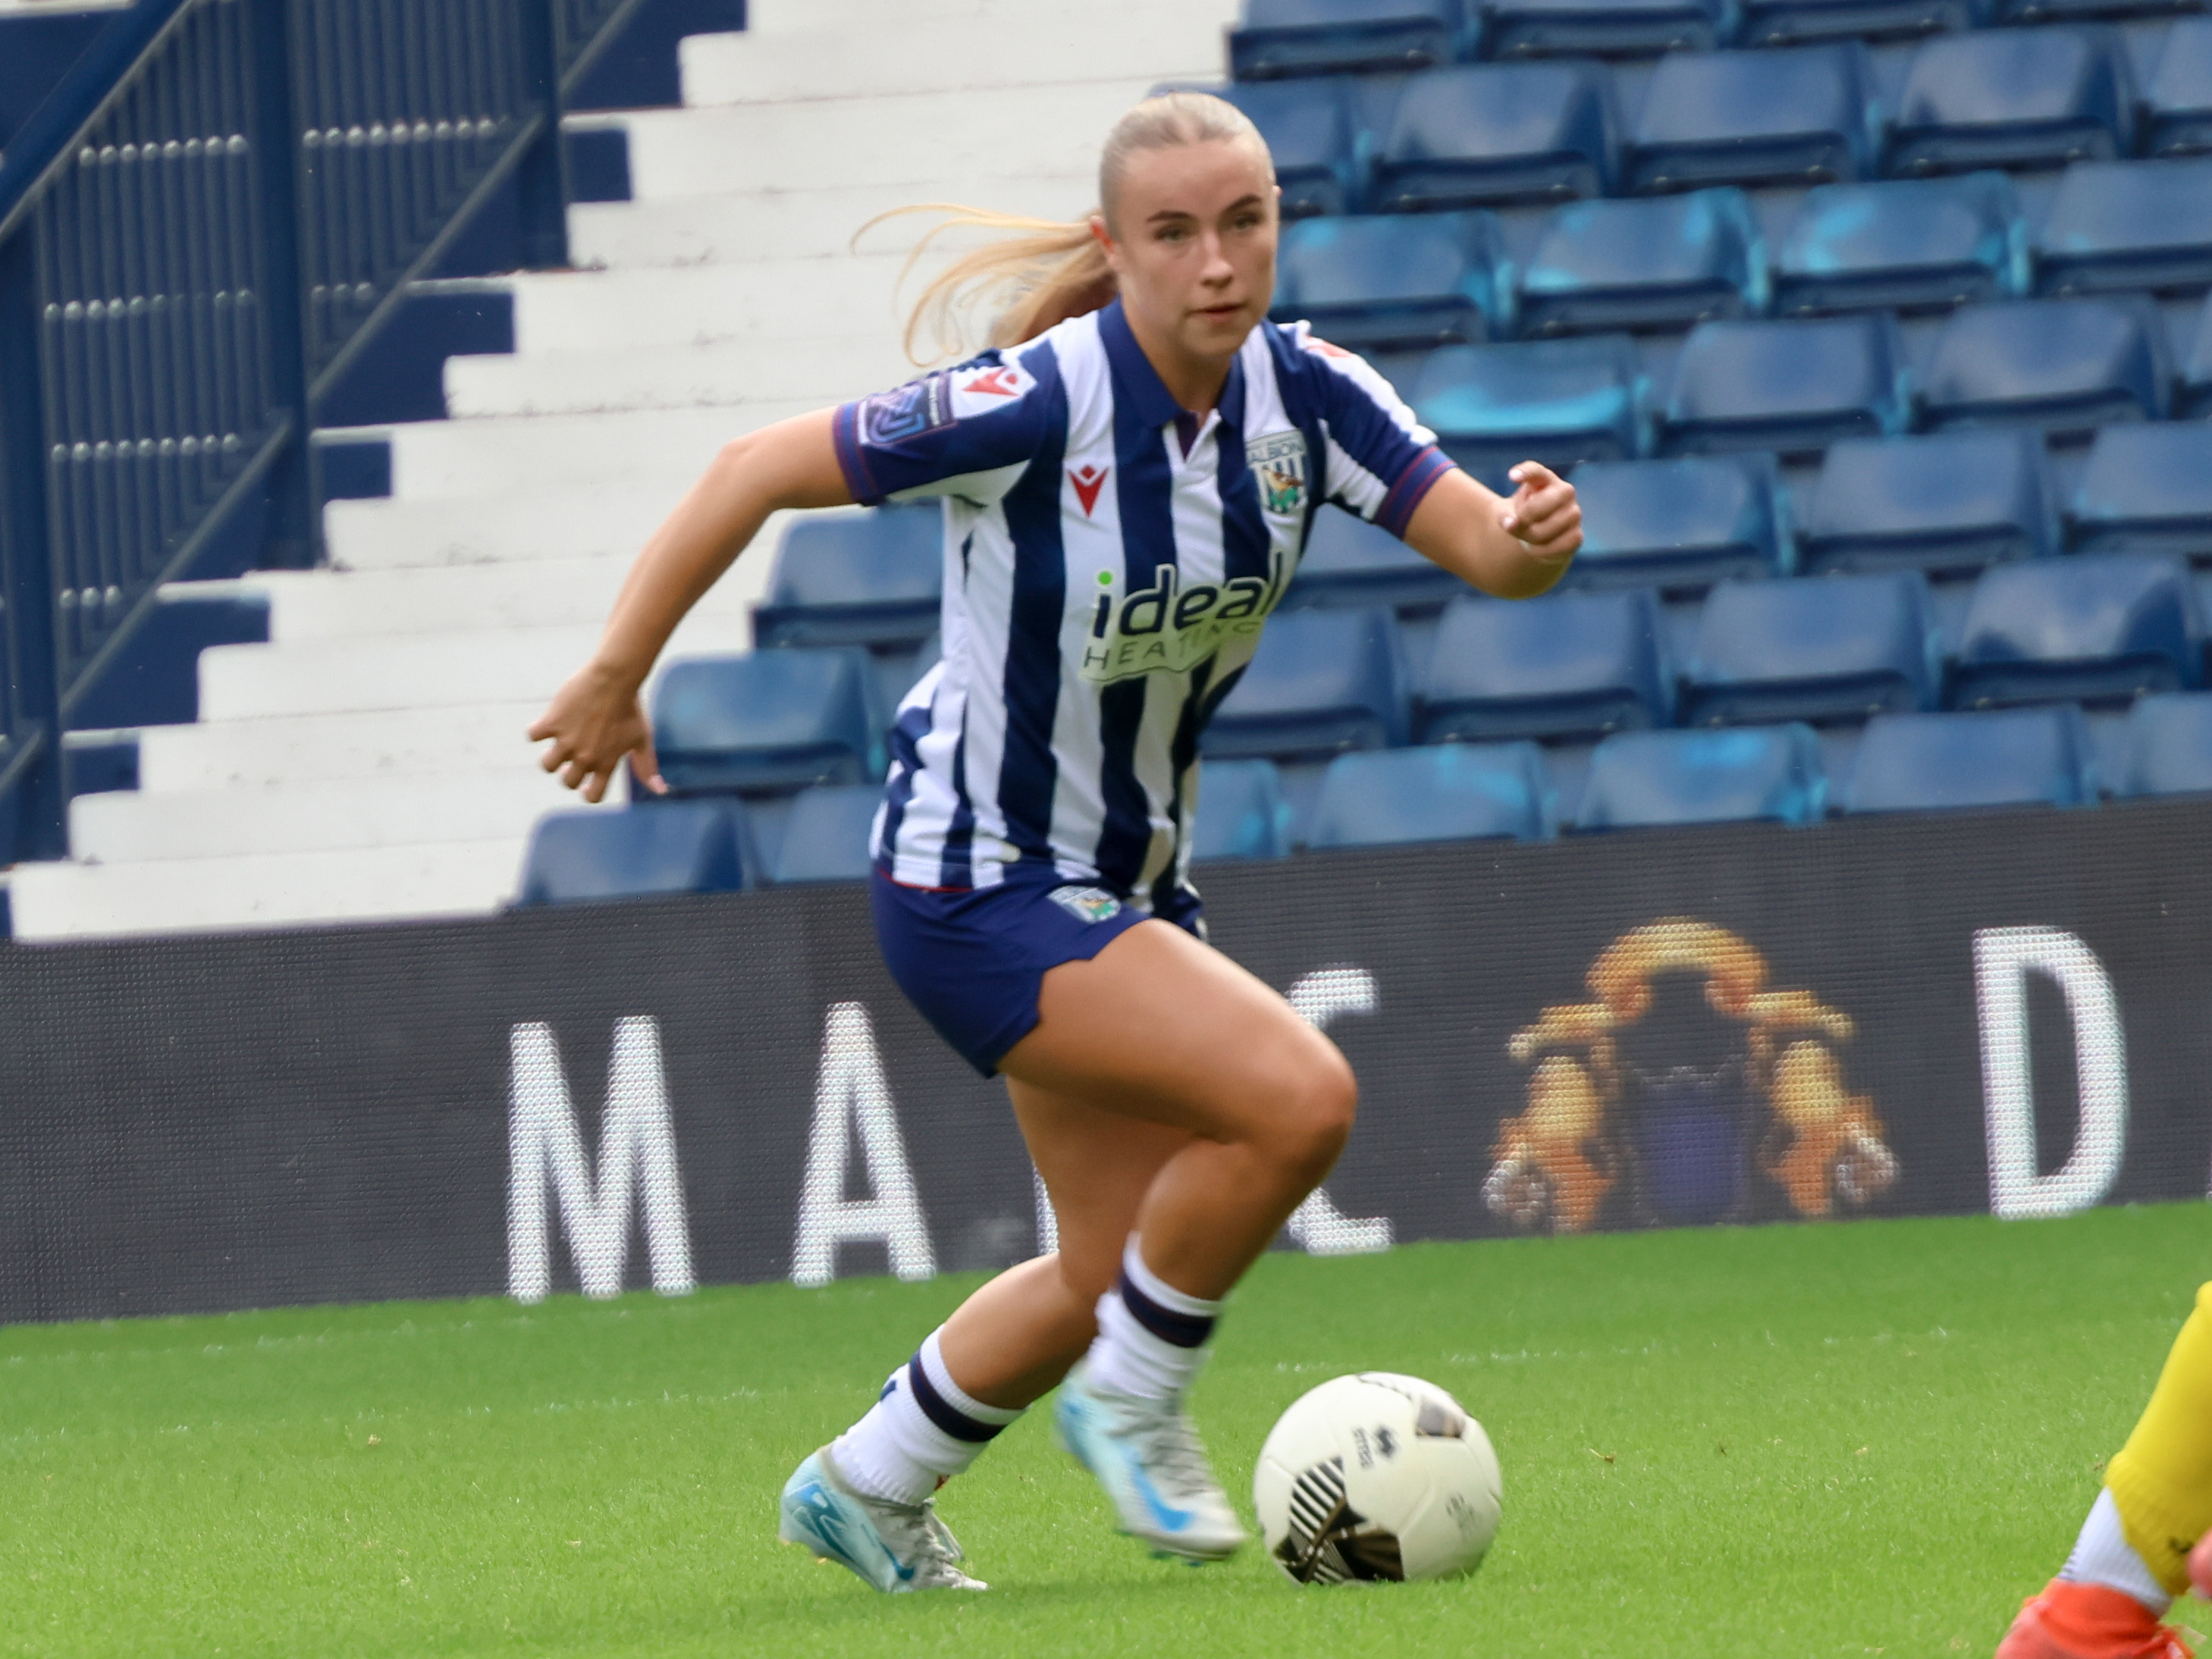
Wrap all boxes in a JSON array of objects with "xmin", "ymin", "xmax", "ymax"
[
  {"xmin": 1247, "ymin": 431, "xmax": 1309, "ymax": 516},
  {"xmin": 1078, "ymin": 547, "xmax": 1292, "ymax": 685},
  {"xmin": 1049, "ymin": 886, "xmax": 1122, "ymax": 924}
]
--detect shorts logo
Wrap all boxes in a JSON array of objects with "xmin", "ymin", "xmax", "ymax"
[
  {"xmin": 858, "ymin": 372, "xmax": 955, "ymax": 446},
  {"xmin": 965, "ymin": 367, "xmax": 1021, "ymax": 398},
  {"xmin": 1247, "ymin": 431, "xmax": 1309, "ymax": 516},
  {"xmin": 1069, "ymin": 463, "xmax": 1109, "ymax": 516},
  {"xmin": 1050, "ymin": 886, "xmax": 1123, "ymax": 924}
]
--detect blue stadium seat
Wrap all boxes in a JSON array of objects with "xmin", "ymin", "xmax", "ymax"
[
  {"xmin": 1220, "ymin": 80, "xmax": 1361, "ymax": 216},
  {"xmin": 2111, "ymin": 692, "xmax": 2212, "ymax": 796},
  {"xmin": 2037, "ymin": 159, "xmax": 2212, "ymax": 296},
  {"xmin": 1373, "ymin": 61, "xmax": 1619, "ymax": 209},
  {"xmin": 2002, "ymin": 0, "xmax": 2199, "ymax": 27},
  {"xmin": 1202, "ymin": 607, "xmax": 1409, "ymax": 760},
  {"xmin": 1739, "ymin": 0, "xmax": 1989, "ymax": 48},
  {"xmin": 1576, "ymin": 724, "xmax": 1828, "ymax": 827},
  {"xmin": 1773, "ymin": 174, "xmax": 2028, "ymax": 316},
  {"xmin": 1307, "ymin": 742, "xmax": 1552, "ymax": 845},
  {"xmin": 516, "ymin": 802, "xmax": 745, "ymax": 905},
  {"xmin": 1191, "ymin": 759, "xmax": 1294, "ymax": 859},
  {"xmin": 1485, "ymin": 0, "xmax": 1732, "ymax": 61},
  {"xmin": 1625, "ymin": 44, "xmax": 1881, "ymax": 193},
  {"xmin": 2068, "ymin": 425, "xmax": 2212, "ymax": 560},
  {"xmin": 1419, "ymin": 587, "xmax": 1668, "ymax": 742},
  {"xmin": 767, "ymin": 783, "xmax": 883, "ymax": 884},
  {"xmin": 1660, "ymin": 312, "xmax": 1909, "ymax": 458},
  {"xmin": 1410, "ymin": 334, "xmax": 1649, "ymax": 483},
  {"xmin": 1843, "ymin": 705, "xmax": 2094, "ymax": 811},
  {"xmin": 2187, "ymin": 295, "xmax": 2212, "ymax": 417},
  {"xmin": 1922, "ymin": 297, "xmax": 2170, "ymax": 436},
  {"xmin": 1285, "ymin": 505, "xmax": 1463, "ymax": 610},
  {"xmin": 1272, "ymin": 211, "xmax": 1512, "ymax": 352},
  {"xmin": 1682, "ymin": 572, "xmax": 1938, "ymax": 725},
  {"xmin": 1799, "ymin": 430, "xmax": 2057, "ymax": 575},
  {"xmin": 1564, "ymin": 453, "xmax": 1790, "ymax": 593},
  {"xmin": 1952, "ymin": 554, "xmax": 2201, "ymax": 707},
  {"xmin": 2147, "ymin": 18, "xmax": 2212, "ymax": 156},
  {"xmin": 752, "ymin": 505, "xmax": 941, "ymax": 650},
  {"xmin": 1518, "ymin": 189, "xmax": 1768, "ymax": 337},
  {"xmin": 653, "ymin": 648, "xmax": 882, "ymax": 795},
  {"xmin": 1888, "ymin": 28, "xmax": 2137, "ymax": 177},
  {"xmin": 1230, "ymin": 0, "xmax": 1470, "ymax": 79}
]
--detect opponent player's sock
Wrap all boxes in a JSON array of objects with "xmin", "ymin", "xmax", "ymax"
[
  {"xmin": 2106, "ymin": 1284, "xmax": 2212, "ymax": 1601},
  {"xmin": 830, "ymin": 1328, "xmax": 1024, "ymax": 1507},
  {"xmin": 1085, "ymin": 1236, "xmax": 1223, "ymax": 1400},
  {"xmin": 2063, "ymin": 1491, "xmax": 2174, "ymax": 1614}
]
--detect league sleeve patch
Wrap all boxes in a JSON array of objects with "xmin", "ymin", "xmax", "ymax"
[{"xmin": 856, "ymin": 372, "xmax": 959, "ymax": 448}]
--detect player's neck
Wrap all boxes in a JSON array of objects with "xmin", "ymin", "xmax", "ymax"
[{"xmin": 1122, "ymin": 304, "xmax": 1236, "ymax": 416}]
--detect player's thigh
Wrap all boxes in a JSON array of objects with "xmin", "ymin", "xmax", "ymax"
[
  {"xmin": 999, "ymin": 917, "xmax": 1357, "ymax": 1153},
  {"xmin": 1009, "ymin": 1075, "xmax": 1191, "ymax": 1301}
]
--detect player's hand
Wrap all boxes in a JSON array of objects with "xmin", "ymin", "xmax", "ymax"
[
  {"xmin": 1498, "ymin": 461, "xmax": 1581, "ymax": 566},
  {"xmin": 528, "ymin": 660, "xmax": 665, "ymax": 804}
]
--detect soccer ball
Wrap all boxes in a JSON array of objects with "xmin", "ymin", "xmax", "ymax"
[{"xmin": 1252, "ymin": 1372, "xmax": 1501, "ymax": 1585}]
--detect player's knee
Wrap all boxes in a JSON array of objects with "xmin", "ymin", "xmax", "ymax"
[{"xmin": 1270, "ymin": 1047, "xmax": 1357, "ymax": 1188}]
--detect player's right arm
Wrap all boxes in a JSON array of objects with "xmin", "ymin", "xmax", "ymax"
[{"xmin": 529, "ymin": 408, "xmax": 852, "ymax": 803}]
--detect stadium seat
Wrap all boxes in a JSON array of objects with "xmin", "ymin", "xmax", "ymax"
[
  {"xmin": 1272, "ymin": 211, "xmax": 1513, "ymax": 352},
  {"xmin": 1485, "ymin": 0, "xmax": 1732, "ymax": 61},
  {"xmin": 1799, "ymin": 430, "xmax": 2057, "ymax": 575},
  {"xmin": 1624, "ymin": 44, "xmax": 1881, "ymax": 193},
  {"xmin": 1739, "ymin": 0, "xmax": 1989, "ymax": 48},
  {"xmin": 1921, "ymin": 297, "xmax": 2170, "ymax": 436},
  {"xmin": 2110, "ymin": 692, "xmax": 2212, "ymax": 796},
  {"xmin": 1952, "ymin": 554, "xmax": 2201, "ymax": 708},
  {"xmin": 751, "ymin": 505, "xmax": 941, "ymax": 651},
  {"xmin": 2146, "ymin": 18, "xmax": 2212, "ymax": 156},
  {"xmin": 516, "ymin": 802, "xmax": 745, "ymax": 905},
  {"xmin": 1843, "ymin": 704, "xmax": 2094, "ymax": 811},
  {"xmin": 1660, "ymin": 312, "xmax": 1909, "ymax": 458},
  {"xmin": 1576, "ymin": 723, "xmax": 1828, "ymax": 828},
  {"xmin": 1373, "ymin": 61, "xmax": 1620, "ymax": 209},
  {"xmin": 1772, "ymin": 174, "xmax": 2028, "ymax": 316},
  {"xmin": 653, "ymin": 648, "xmax": 882, "ymax": 795},
  {"xmin": 1191, "ymin": 758, "xmax": 1294, "ymax": 860},
  {"xmin": 1220, "ymin": 80, "xmax": 1361, "ymax": 217},
  {"xmin": 2068, "ymin": 425, "xmax": 2212, "ymax": 560},
  {"xmin": 1564, "ymin": 453, "xmax": 1790, "ymax": 593},
  {"xmin": 1518, "ymin": 189, "xmax": 1768, "ymax": 337},
  {"xmin": 2036, "ymin": 159, "xmax": 2212, "ymax": 296},
  {"xmin": 1202, "ymin": 607, "xmax": 1410, "ymax": 760},
  {"xmin": 2002, "ymin": 0, "xmax": 2200, "ymax": 28},
  {"xmin": 1887, "ymin": 28, "xmax": 2138, "ymax": 177},
  {"xmin": 1285, "ymin": 505, "xmax": 1463, "ymax": 611},
  {"xmin": 1307, "ymin": 742, "xmax": 1552, "ymax": 845},
  {"xmin": 1410, "ymin": 334, "xmax": 1649, "ymax": 482},
  {"xmin": 1681, "ymin": 572, "xmax": 1938, "ymax": 726},
  {"xmin": 1230, "ymin": 0, "xmax": 1470, "ymax": 80},
  {"xmin": 767, "ymin": 783, "xmax": 883, "ymax": 884},
  {"xmin": 2186, "ymin": 296, "xmax": 2212, "ymax": 417},
  {"xmin": 1419, "ymin": 587, "xmax": 1668, "ymax": 742}
]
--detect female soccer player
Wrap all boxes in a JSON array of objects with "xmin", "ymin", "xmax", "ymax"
[{"xmin": 528, "ymin": 92, "xmax": 1583, "ymax": 1592}]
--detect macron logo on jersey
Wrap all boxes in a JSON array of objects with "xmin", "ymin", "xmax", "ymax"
[
  {"xmin": 950, "ymin": 361, "xmax": 1036, "ymax": 419},
  {"xmin": 1078, "ymin": 547, "xmax": 1292, "ymax": 685},
  {"xmin": 964, "ymin": 367, "xmax": 1021, "ymax": 397},
  {"xmin": 1069, "ymin": 464, "xmax": 1109, "ymax": 516}
]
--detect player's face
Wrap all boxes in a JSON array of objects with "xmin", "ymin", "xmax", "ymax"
[{"xmin": 1103, "ymin": 140, "xmax": 1279, "ymax": 368}]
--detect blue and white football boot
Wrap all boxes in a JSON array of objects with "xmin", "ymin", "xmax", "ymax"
[
  {"xmin": 777, "ymin": 1446, "xmax": 987, "ymax": 1593},
  {"xmin": 1054, "ymin": 1360, "xmax": 1247, "ymax": 1563}
]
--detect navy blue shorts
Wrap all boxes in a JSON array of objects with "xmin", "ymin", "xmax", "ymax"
[{"xmin": 871, "ymin": 865, "xmax": 1204, "ymax": 1077}]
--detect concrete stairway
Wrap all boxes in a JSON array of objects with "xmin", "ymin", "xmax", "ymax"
[{"xmin": 9, "ymin": 0, "xmax": 1236, "ymax": 940}]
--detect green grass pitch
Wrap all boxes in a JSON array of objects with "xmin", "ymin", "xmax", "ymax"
[{"xmin": 2, "ymin": 1203, "xmax": 2207, "ymax": 1657}]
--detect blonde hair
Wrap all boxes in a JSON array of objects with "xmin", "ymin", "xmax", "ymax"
[{"xmin": 860, "ymin": 92, "xmax": 1274, "ymax": 365}]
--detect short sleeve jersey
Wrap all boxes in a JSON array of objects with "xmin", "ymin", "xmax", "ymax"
[{"xmin": 834, "ymin": 297, "xmax": 1457, "ymax": 906}]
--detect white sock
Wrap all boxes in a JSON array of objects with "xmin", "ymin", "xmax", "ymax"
[
  {"xmin": 1084, "ymin": 1236, "xmax": 1224, "ymax": 1401},
  {"xmin": 2062, "ymin": 1488, "xmax": 2173, "ymax": 1614},
  {"xmin": 830, "ymin": 1328, "xmax": 1024, "ymax": 1506}
]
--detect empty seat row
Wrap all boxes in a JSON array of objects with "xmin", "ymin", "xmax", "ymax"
[
  {"xmin": 1276, "ymin": 165, "xmax": 2212, "ymax": 359},
  {"xmin": 1226, "ymin": 26, "xmax": 2212, "ymax": 216},
  {"xmin": 1230, "ymin": 0, "xmax": 2211, "ymax": 75}
]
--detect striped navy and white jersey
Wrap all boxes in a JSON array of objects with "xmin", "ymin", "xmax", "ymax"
[{"xmin": 835, "ymin": 296, "xmax": 1457, "ymax": 905}]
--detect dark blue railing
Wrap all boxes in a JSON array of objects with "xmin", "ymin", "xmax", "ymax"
[{"xmin": 0, "ymin": 0, "xmax": 654, "ymax": 860}]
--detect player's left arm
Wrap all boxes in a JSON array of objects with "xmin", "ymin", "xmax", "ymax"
[{"xmin": 1402, "ymin": 462, "xmax": 1581, "ymax": 601}]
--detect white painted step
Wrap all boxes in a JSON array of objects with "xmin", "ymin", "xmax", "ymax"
[
  {"xmin": 8, "ymin": 840, "xmax": 530, "ymax": 942},
  {"xmin": 139, "ymin": 703, "xmax": 558, "ymax": 792},
  {"xmin": 739, "ymin": 0, "xmax": 1227, "ymax": 36},
  {"xmin": 243, "ymin": 555, "xmax": 751, "ymax": 641},
  {"xmin": 678, "ymin": 11, "xmax": 1225, "ymax": 105},
  {"xmin": 387, "ymin": 406, "xmax": 807, "ymax": 500},
  {"xmin": 507, "ymin": 256, "xmax": 933, "ymax": 357},
  {"xmin": 447, "ymin": 334, "xmax": 922, "ymax": 418},
  {"xmin": 326, "ymin": 486, "xmax": 693, "ymax": 570}
]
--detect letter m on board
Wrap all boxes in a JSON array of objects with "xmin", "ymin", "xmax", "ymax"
[{"xmin": 507, "ymin": 1018, "xmax": 696, "ymax": 1303}]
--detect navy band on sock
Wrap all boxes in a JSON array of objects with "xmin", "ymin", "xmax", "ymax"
[
  {"xmin": 905, "ymin": 1353, "xmax": 1006, "ymax": 1444},
  {"xmin": 1117, "ymin": 1267, "xmax": 1216, "ymax": 1349}
]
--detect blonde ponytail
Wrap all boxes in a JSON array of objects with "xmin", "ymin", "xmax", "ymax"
[{"xmin": 858, "ymin": 92, "xmax": 1273, "ymax": 365}]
